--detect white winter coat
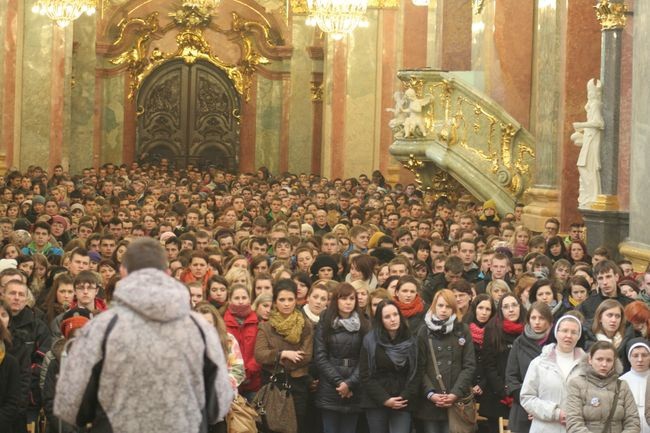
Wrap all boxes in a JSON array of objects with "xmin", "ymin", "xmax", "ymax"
[{"xmin": 521, "ymin": 344, "xmax": 585, "ymax": 433}]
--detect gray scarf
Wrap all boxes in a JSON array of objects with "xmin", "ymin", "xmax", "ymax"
[
  {"xmin": 524, "ymin": 324, "xmax": 550, "ymax": 341},
  {"xmin": 333, "ymin": 312, "xmax": 361, "ymax": 332}
]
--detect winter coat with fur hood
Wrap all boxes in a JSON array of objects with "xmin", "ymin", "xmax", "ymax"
[
  {"xmin": 566, "ymin": 358, "xmax": 639, "ymax": 433},
  {"xmin": 53, "ymin": 268, "xmax": 234, "ymax": 433}
]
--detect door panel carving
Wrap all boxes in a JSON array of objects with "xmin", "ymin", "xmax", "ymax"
[{"xmin": 137, "ymin": 59, "xmax": 240, "ymax": 170}]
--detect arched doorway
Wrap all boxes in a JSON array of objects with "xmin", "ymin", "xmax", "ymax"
[{"xmin": 136, "ymin": 59, "xmax": 241, "ymax": 170}]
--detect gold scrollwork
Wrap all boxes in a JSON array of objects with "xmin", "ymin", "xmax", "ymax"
[
  {"xmin": 310, "ymin": 82, "xmax": 323, "ymax": 101},
  {"xmin": 472, "ymin": 0, "xmax": 486, "ymax": 15},
  {"xmin": 403, "ymin": 77, "xmax": 425, "ymax": 98},
  {"xmin": 595, "ymin": 0, "xmax": 627, "ymax": 30},
  {"xmin": 110, "ymin": 4, "xmax": 275, "ymax": 101}
]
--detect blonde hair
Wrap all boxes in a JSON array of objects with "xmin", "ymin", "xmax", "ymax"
[{"xmin": 431, "ymin": 289, "xmax": 459, "ymax": 316}]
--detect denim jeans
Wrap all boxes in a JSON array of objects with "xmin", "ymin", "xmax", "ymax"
[
  {"xmin": 365, "ymin": 407, "xmax": 412, "ymax": 433},
  {"xmin": 415, "ymin": 419, "xmax": 450, "ymax": 433},
  {"xmin": 321, "ymin": 409, "xmax": 359, "ymax": 433}
]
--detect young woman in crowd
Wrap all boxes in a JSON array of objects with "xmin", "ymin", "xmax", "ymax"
[
  {"xmin": 206, "ymin": 275, "xmax": 229, "ymax": 314},
  {"xmin": 567, "ymin": 240, "xmax": 590, "ymax": 266},
  {"xmin": 351, "ymin": 280, "xmax": 370, "ymax": 313},
  {"xmin": 314, "ymin": 283, "xmax": 370, "ymax": 433},
  {"xmin": 506, "ymin": 301, "xmax": 553, "ymax": 433},
  {"xmin": 42, "ymin": 273, "xmax": 75, "ymax": 333},
  {"xmin": 464, "ymin": 294, "xmax": 495, "ymax": 408},
  {"xmin": 566, "ymin": 341, "xmax": 639, "ymax": 433},
  {"xmin": 486, "ymin": 279, "xmax": 511, "ymax": 304},
  {"xmin": 292, "ymin": 271, "xmax": 312, "ymax": 306},
  {"xmin": 252, "ymin": 293, "xmax": 272, "ymax": 322},
  {"xmin": 414, "ymin": 288, "xmax": 475, "ymax": 433},
  {"xmin": 347, "ymin": 254, "xmax": 378, "ymax": 291},
  {"xmin": 624, "ymin": 301, "xmax": 650, "ymax": 339},
  {"xmin": 0, "ymin": 302, "xmax": 22, "ymax": 433},
  {"xmin": 545, "ymin": 236, "xmax": 568, "ymax": 263},
  {"xmin": 514, "ymin": 273, "xmax": 537, "ymax": 310},
  {"xmin": 252, "ymin": 273, "xmax": 273, "ymax": 299},
  {"xmin": 360, "ymin": 300, "xmax": 420, "ymax": 433},
  {"xmin": 302, "ymin": 281, "xmax": 330, "ymax": 325},
  {"xmin": 620, "ymin": 338, "xmax": 650, "ymax": 433},
  {"xmin": 510, "ymin": 226, "xmax": 531, "ymax": 258},
  {"xmin": 584, "ymin": 299, "xmax": 634, "ymax": 367},
  {"xmin": 194, "ymin": 301, "xmax": 245, "ymax": 433},
  {"xmin": 393, "ymin": 276, "xmax": 426, "ymax": 334},
  {"xmin": 255, "ymin": 279, "xmax": 314, "ymax": 433},
  {"xmin": 528, "ymin": 279, "xmax": 566, "ymax": 321},
  {"xmin": 564, "ymin": 276, "xmax": 591, "ymax": 310},
  {"xmin": 367, "ymin": 288, "xmax": 392, "ymax": 320},
  {"xmin": 520, "ymin": 314, "xmax": 585, "ymax": 433},
  {"xmin": 223, "ymin": 283, "xmax": 261, "ymax": 400}
]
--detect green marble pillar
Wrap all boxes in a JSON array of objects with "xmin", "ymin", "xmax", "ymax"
[{"xmin": 69, "ymin": 16, "xmax": 97, "ymax": 173}]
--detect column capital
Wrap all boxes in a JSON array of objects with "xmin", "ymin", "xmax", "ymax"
[{"xmin": 595, "ymin": 0, "xmax": 628, "ymax": 30}]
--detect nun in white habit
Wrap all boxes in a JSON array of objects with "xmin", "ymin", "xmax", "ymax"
[{"xmin": 620, "ymin": 337, "xmax": 650, "ymax": 433}]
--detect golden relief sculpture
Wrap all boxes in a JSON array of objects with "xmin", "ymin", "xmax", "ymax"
[
  {"xmin": 595, "ymin": 0, "xmax": 628, "ymax": 30},
  {"xmin": 110, "ymin": 3, "xmax": 276, "ymax": 101},
  {"xmin": 310, "ymin": 82, "xmax": 323, "ymax": 101},
  {"xmin": 389, "ymin": 70, "xmax": 537, "ymax": 208}
]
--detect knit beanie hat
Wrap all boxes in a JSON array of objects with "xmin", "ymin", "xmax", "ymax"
[
  {"xmin": 310, "ymin": 254, "xmax": 338, "ymax": 278},
  {"xmin": 483, "ymin": 199, "xmax": 496, "ymax": 211}
]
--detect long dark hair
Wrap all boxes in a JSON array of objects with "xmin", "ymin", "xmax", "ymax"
[
  {"xmin": 373, "ymin": 300, "xmax": 411, "ymax": 343},
  {"xmin": 321, "ymin": 283, "xmax": 370, "ymax": 340},
  {"xmin": 484, "ymin": 293, "xmax": 526, "ymax": 352},
  {"xmin": 464, "ymin": 294, "xmax": 495, "ymax": 326}
]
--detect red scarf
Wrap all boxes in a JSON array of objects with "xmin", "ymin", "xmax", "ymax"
[
  {"xmin": 469, "ymin": 322, "xmax": 485, "ymax": 346},
  {"xmin": 502, "ymin": 319, "xmax": 524, "ymax": 335},
  {"xmin": 394, "ymin": 295, "xmax": 425, "ymax": 318},
  {"xmin": 229, "ymin": 303, "xmax": 252, "ymax": 319}
]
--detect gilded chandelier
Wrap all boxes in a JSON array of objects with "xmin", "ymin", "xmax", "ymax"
[
  {"xmin": 307, "ymin": 0, "xmax": 369, "ymax": 40},
  {"xmin": 32, "ymin": 0, "xmax": 96, "ymax": 27}
]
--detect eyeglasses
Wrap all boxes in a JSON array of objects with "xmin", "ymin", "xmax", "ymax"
[{"xmin": 75, "ymin": 282, "xmax": 98, "ymax": 291}]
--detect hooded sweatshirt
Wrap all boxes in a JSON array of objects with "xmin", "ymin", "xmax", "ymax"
[{"xmin": 54, "ymin": 268, "xmax": 234, "ymax": 433}]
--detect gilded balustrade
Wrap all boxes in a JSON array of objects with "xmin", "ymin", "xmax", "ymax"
[{"xmin": 389, "ymin": 70, "xmax": 536, "ymax": 213}]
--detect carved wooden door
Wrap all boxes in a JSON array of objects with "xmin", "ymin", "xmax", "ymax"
[{"xmin": 136, "ymin": 59, "xmax": 240, "ymax": 170}]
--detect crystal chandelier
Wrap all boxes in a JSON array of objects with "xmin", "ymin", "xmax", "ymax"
[
  {"xmin": 32, "ymin": 0, "xmax": 96, "ymax": 28},
  {"xmin": 307, "ymin": 0, "xmax": 369, "ymax": 40}
]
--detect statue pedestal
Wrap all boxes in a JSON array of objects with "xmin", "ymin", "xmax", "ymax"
[
  {"xmin": 521, "ymin": 187, "xmax": 561, "ymax": 233},
  {"xmin": 580, "ymin": 207, "xmax": 629, "ymax": 261}
]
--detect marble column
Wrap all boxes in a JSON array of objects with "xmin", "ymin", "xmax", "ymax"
[
  {"xmin": 581, "ymin": 0, "xmax": 629, "ymax": 259},
  {"xmin": 620, "ymin": 0, "xmax": 650, "ymax": 270}
]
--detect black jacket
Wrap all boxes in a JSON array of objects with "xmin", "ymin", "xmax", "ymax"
[
  {"xmin": 314, "ymin": 319, "xmax": 365, "ymax": 413},
  {"xmin": 414, "ymin": 322, "xmax": 475, "ymax": 421},
  {"xmin": 359, "ymin": 332, "xmax": 421, "ymax": 410},
  {"xmin": 8, "ymin": 307, "xmax": 52, "ymax": 411},
  {"xmin": 479, "ymin": 325, "xmax": 520, "ymax": 418},
  {"xmin": 505, "ymin": 333, "xmax": 551, "ymax": 433},
  {"xmin": 578, "ymin": 291, "xmax": 633, "ymax": 324},
  {"xmin": 0, "ymin": 351, "xmax": 23, "ymax": 433},
  {"xmin": 421, "ymin": 273, "xmax": 447, "ymax": 305}
]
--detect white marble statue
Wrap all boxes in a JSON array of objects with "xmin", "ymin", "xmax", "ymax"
[
  {"xmin": 387, "ymin": 88, "xmax": 432, "ymax": 138},
  {"xmin": 571, "ymin": 78, "xmax": 604, "ymax": 208}
]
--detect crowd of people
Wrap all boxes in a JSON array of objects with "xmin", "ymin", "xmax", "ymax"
[{"xmin": 0, "ymin": 160, "xmax": 650, "ymax": 433}]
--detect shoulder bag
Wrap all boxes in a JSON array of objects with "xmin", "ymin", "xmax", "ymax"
[
  {"xmin": 427, "ymin": 336, "xmax": 477, "ymax": 433},
  {"xmin": 601, "ymin": 379, "xmax": 620, "ymax": 433},
  {"xmin": 252, "ymin": 356, "xmax": 297, "ymax": 433},
  {"xmin": 227, "ymin": 394, "xmax": 259, "ymax": 433}
]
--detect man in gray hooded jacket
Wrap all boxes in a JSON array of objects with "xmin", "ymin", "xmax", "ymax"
[{"xmin": 54, "ymin": 238, "xmax": 233, "ymax": 433}]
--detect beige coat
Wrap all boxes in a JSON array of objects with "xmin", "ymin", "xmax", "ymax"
[
  {"xmin": 566, "ymin": 360, "xmax": 640, "ymax": 433},
  {"xmin": 254, "ymin": 319, "xmax": 313, "ymax": 378}
]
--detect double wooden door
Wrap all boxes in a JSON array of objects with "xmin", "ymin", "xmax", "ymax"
[{"xmin": 136, "ymin": 59, "xmax": 240, "ymax": 170}]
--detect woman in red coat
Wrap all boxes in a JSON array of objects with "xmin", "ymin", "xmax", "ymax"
[{"xmin": 224, "ymin": 283, "xmax": 261, "ymax": 400}]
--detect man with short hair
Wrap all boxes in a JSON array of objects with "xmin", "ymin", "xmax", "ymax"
[
  {"xmin": 68, "ymin": 248, "xmax": 91, "ymax": 277},
  {"xmin": 543, "ymin": 217, "xmax": 560, "ymax": 239},
  {"xmin": 6, "ymin": 279, "xmax": 52, "ymax": 428},
  {"xmin": 22, "ymin": 221, "xmax": 63, "ymax": 259},
  {"xmin": 578, "ymin": 260, "xmax": 633, "ymax": 323},
  {"xmin": 249, "ymin": 237, "xmax": 269, "ymax": 259},
  {"xmin": 99, "ymin": 234, "xmax": 117, "ymax": 259},
  {"xmin": 458, "ymin": 239, "xmax": 479, "ymax": 282},
  {"xmin": 55, "ymin": 238, "xmax": 233, "ymax": 433},
  {"xmin": 475, "ymin": 253, "xmax": 512, "ymax": 294},
  {"xmin": 321, "ymin": 233, "xmax": 340, "ymax": 255},
  {"xmin": 421, "ymin": 255, "xmax": 464, "ymax": 305}
]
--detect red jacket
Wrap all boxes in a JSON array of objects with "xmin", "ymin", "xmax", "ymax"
[{"xmin": 224, "ymin": 309, "xmax": 261, "ymax": 393}]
